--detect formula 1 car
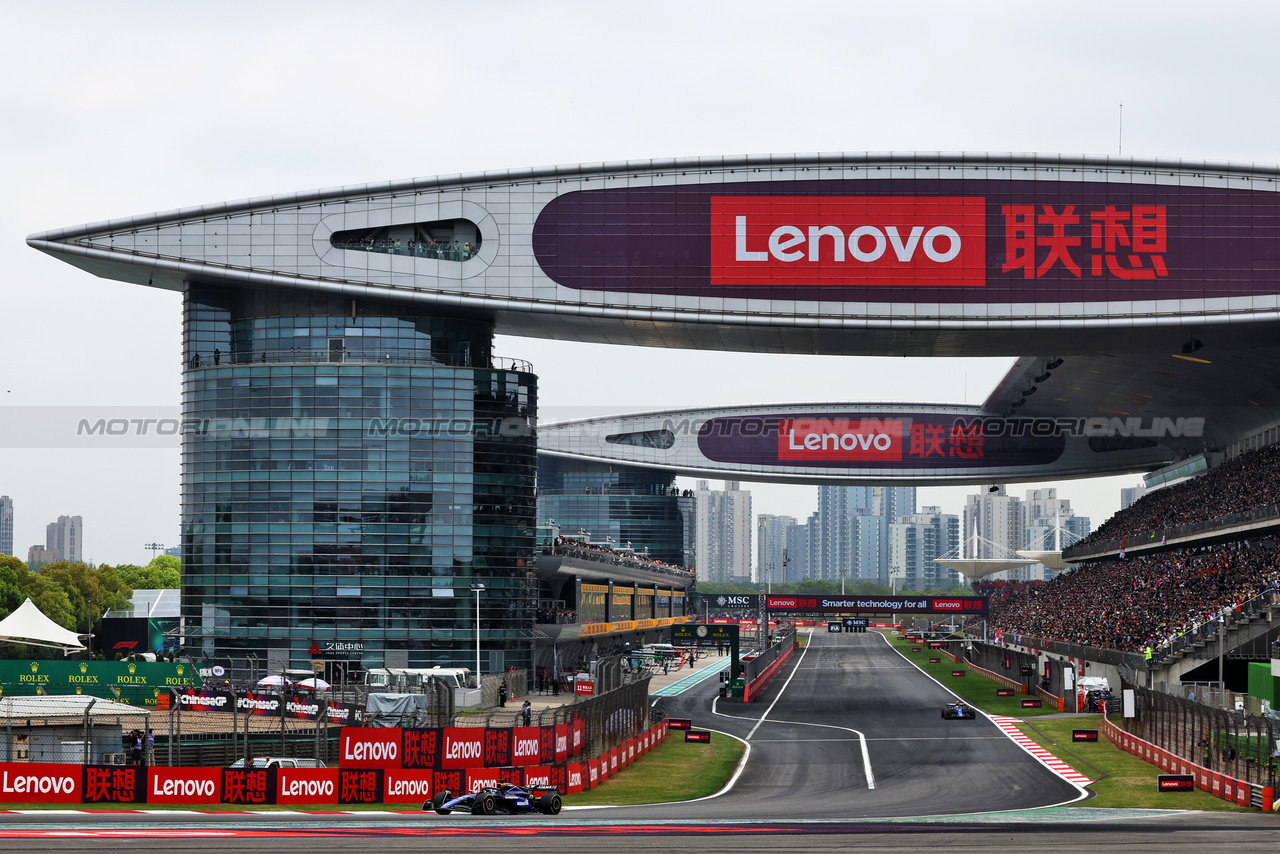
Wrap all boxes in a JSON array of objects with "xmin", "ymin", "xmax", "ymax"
[
  {"xmin": 941, "ymin": 701, "xmax": 977, "ymax": 720},
  {"xmin": 427, "ymin": 782, "xmax": 562, "ymax": 816}
]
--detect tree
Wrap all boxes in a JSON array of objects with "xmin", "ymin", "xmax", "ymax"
[
  {"xmin": 36, "ymin": 562, "xmax": 132, "ymax": 634},
  {"xmin": 110, "ymin": 556, "xmax": 180, "ymax": 590}
]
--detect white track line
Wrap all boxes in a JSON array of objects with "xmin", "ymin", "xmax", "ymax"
[
  {"xmin": 714, "ymin": 630, "xmax": 876, "ymax": 790},
  {"xmin": 876, "ymin": 631, "xmax": 1091, "ymax": 804}
]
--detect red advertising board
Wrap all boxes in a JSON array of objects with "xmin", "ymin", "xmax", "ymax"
[
  {"xmin": 572, "ymin": 719, "xmax": 584, "ymax": 755},
  {"xmin": 466, "ymin": 767, "xmax": 501, "ymax": 794},
  {"xmin": 511, "ymin": 727, "xmax": 542, "ymax": 767},
  {"xmin": 276, "ymin": 768, "xmax": 338, "ymax": 805},
  {"xmin": 554, "ymin": 724, "xmax": 569, "ymax": 764},
  {"xmin": 0, "ymin": 763, "xmax": 81, "ymax": 803},
  {"xmin": 383, "ymin": 769, "xmax": 433, "ymax": 804},
  {"xmin": 339, "ymin": 727, "xmax": 401, "ymax": 768},
  {"xmin": 779, "ymin": 419, "xmax": 903, "ymax": 462},
  {"xmin": 522, "ymin": 766, "xmax": 552, "ymax": 788},
  {"xmin": 148, "ymin": 766, "xmax": 221, "ymax": 805},
  {"xmin": 575, "ymin": 679, "xmax": 594, "ymax": 695},
  {"xmin": 566, "ymin": 763, "xmax": 584, "ymax": 794},
  {"xmin": 440, "ymin": 728, "xmax": 486, "ymax": 769}
]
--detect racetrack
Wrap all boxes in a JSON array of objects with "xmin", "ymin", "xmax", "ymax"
[{"xmin": 6, "ymin": 630, "xmax": 1273, "ymax": 847}]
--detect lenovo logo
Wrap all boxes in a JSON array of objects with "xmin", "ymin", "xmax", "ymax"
[
  {"xmin": 514, "ymin": 737, "xmax": 539, "ymax": 758},
  {"xmin": 778, "ymin": 419, "xmax": 903, "ymax": 461},
  {"xmin": 153, "ymin": 776, "xmax": 216, "ymax": 798},
  {"xmin": 343, "ymin": 736, "xmax": 397, "ymax": 763},
  {"xmin": 711, "ymin": 196, "xmax": 985, "ymax": 287},
  {"xmin": 445, "ymin": 737, "xmax": 483, "ymax": 761}
]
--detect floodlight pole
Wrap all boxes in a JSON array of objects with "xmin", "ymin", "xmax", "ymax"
[{"xmin": 471, "ymin": 583, "xmax": 485, "ymax": 683}]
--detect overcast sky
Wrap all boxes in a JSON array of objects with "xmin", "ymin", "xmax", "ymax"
[{"xmin": 3, "ymin": 0, "xmax": 1275, "ymax": 565}]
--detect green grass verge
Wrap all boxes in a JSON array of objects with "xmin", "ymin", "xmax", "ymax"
[
  {"xmin": 1016, "ymin": 717, "xmax": 1250, "ymax": 811},
  {"xmin": 568, "ymin": 731, "xmax": 746, "ymax": 806},
  {"xmin": 881, "ymin": 631, "xmax": 1060, "ymax": 717}
]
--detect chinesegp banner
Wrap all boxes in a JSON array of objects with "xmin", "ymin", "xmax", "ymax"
[
  {"xmin": 237, "ymin": 690, "xmax": 283, "ymax": 716},
  {"xmin": 81, "ymin": 765, "xmax": 146, "ymax": 805},
  {"xmin": 325, "ymin": 699, "xmax": 363, "ymax": 726},
  {"xmin": 283, "ymin": 694, "xmax": 323, "ymax": 721},
  {"xmin": 276, "ymin": 768, "xmax": 338, "ymax": 805},
  {"xmin": 174, "ymin": 687, "xmax": 235, "ymax": 713},
  {"xmin": 765, "ymin": 595, "xmax": 988, "ymax": 614},
  {"xmin": 148, "ymin": 766, "xmax": 221, "ymax": 805},
  {"xmin": 383, "ymin": 769, "xmax": 433, "ymax": 804},
  {"xmin": 0, "ymin": 763, "xmax": 82, "ymax": 803}
]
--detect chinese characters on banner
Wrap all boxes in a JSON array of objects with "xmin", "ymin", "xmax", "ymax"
[
  {"xmin": 1002, "ymin": 204, "xmax": 1168, "ymax": 280},
  {"xmin": 908, "ymin": 422, "xmax": 985, "ymax": 459}
]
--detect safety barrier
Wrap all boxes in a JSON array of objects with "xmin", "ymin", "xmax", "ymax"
[
  {"xmin": 1101, "ymin": 712, "xmax": 1271, "ymax": 810},
  {"xmin": 0, "ymin": 719, "xmax": 670, "ymax": 806},
  {"xmin": 961, "ymin": 659, "xmax": 1028, "ymax": 695},
  {"xmin": 1035, "ymin": 685, "xmax": 1065, "ymax": 711},
  {"xmin": 742, "ymin": 641, "xmax": 797, "ymax": 704}
]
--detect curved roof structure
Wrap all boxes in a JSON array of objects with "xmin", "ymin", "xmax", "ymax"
[{"xmin": 29, "ymin": 152, "xmax": 1280, "ymax": 476}]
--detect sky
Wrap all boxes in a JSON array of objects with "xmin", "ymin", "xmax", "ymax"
[{"xmin": 2, "ymin": 0, "xmax": 1276, "ymax": 565}]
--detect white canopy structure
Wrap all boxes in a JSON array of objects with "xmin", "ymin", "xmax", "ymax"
[
  {"xmin": 1015, "ymin": 514, "xmax": 1086, "ymax": 572},
  {"xmin": 0, "ymin": 598, "xmax": 87, "ymax": 653},
  {"xmin": 0, "ymin": 694, "xmax": 147, "ymax": 720},
  {"xmin": 934, "ymin": 534, "xmax": 1036, "ymax": 581}
]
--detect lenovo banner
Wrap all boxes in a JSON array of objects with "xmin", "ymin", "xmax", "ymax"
[
  {"xmin": 440, "ymin": 728, "xmax": 485, "ymax": 769},
  {"xmin": 401, "ymin": 727, "xmax": 441, "ymax": 769},
  {"xmin": 554, "ymin": 724, "xmax": 569, "ymax": 764},
  {"xmin": 383, "ymin": 769, "xmax": 434, "ymax": 803},
  {"xmin": 766, "ymin": 595, "xmax": 988, "ymax": 614},
  {"xmin": 222, "ymin": 767, "xmax": 275, "ymax": 805},
  {"xmin": 339, "ymin": 727, "xmax": 401, "ymax": 769},
  {"xmin": 0, "ymin": 763, "xmax": 81, "ymax": 803},
  {"xmin": 149, "ymin": 766, "xmax": 221, "ymax": 805},
  {"xmin": 276, "ymin": 769, "xmax": 338, "ymax": 805},
  {"xmin": 511, "ymin": 727, "xmax": 542, "ymax": 767},
  {"xmin": 338, "ymin": 768, "xmax": 383, "ymax": 804}
]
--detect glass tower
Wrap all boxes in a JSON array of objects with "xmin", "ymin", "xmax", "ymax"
[{"xmin": 180, "ymin": 284, "xmax": 537, "ymax": 674}]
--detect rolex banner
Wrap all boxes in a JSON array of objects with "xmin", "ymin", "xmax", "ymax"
[{"xmin": 0, "ymin": 660, "xmax": 203, "ymax": 707}]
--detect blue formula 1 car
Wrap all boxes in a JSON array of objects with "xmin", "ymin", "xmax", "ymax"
[
  {"xmin": 941, "ymin": 700, "xmax": 977, "ymax": 720},
  {"xmin": 427, "ymin": 782, "xmax": 562, "ymax": 816}
]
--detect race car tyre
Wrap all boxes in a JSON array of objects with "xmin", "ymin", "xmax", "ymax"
[
  {"xmin": 432, "ymin": 791, "xmax": 452, "ymax": 815},
  {"xmin": 478, "ymin": 793, "xmax": 497, "ymax": 816},
  {"xmin": 537, "ymin": 793, "xmax": 562, "ymax": 815}
]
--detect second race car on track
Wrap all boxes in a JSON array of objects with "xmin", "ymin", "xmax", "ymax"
[
  {"xmin": 428, "ymin": 782, "xmax": 562, "ymax": 816},
  {"xmin": 941, "ymin": 700, "xmax": 977, "ymax": 719}
]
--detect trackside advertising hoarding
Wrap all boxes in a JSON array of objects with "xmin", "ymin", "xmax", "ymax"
[{"xmin": 765, "ymin": 595, "xmax": 988, "ymax": 614}]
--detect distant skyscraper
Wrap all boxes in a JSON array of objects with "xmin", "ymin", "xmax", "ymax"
[
  {"xmin": 1022, "ymin": 488, "xmax": 1091, "ymax": 581},
  {"xmin": 0, "ymin": 496, "xmax": 12, "ymax": 557},
  {"xmin": 757, "ymin": 514, "xmax": 796, "ymax": 587},
  {"xmin": 963, "ymin": 486, "xmax": 1025, "ymax": 561},
  {"xmin": 1121, "ymin": 484, "xmax": 1148, "ymax": 510},
  {"xmin": 890, "ymin": 505, "xmax": 961, "ymax": 591},
  {"xmin": 694, "ymin": 481, "xmax": 753, "ymax": 583},
  {"xmin": 873, "ymin": 486, "xmax": 917, "ymax": 583},
  {"xmin": 808, "ymin": 486, "xmax": 875, "ymax": 582},
  {"xmin": 45, "ymin": 515, "xmax": 83, "ymax": 564},
  {"xmin": 785, "ymin": 522, "xmax": 808, "ymax": 584}
]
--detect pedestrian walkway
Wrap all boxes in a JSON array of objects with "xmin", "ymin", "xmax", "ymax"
[
  {"xmin": 989, "ymin": 715, "xmax": 1096, "ymax": 786},
  {"xmin": 651, "ymin": 654, "xmax": 731, "ymax": 697}
]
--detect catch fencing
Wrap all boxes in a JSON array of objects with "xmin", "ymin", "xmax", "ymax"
[
  {"xmin": 1119, "ymin": 678, "xmax": 1280, "ymax": 788},
  {"xmin": 2, "ymin": 676, "xmax": 649, "ymax": 771}
]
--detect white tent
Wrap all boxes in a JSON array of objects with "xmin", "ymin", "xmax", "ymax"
[{"xmin": 0, "ymin": 598, "xmax": 87, "ymax": 653}]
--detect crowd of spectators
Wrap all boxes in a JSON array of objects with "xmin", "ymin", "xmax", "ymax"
[
  {"xmin": 975, "ymin": 537, "xmax": 1280, "ymax": 654},
  {"xmin": 1072, "ymin": 443, "xmax": 1280, "ymax": 550},
  {"xmin": 535, "ymin": 607, "xmax": 577, "ymax": 624},
  {"xmin": 546, "ymin": 536, "xmax": 694, "ymax": 580}
]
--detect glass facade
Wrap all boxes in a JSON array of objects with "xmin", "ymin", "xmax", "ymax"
[
  {"xmin": 536, "ymin": 458, "xmax": 694, "ymax": 568},
  {"xmin": 180, "ymin": 285, "xmax": 537, "ymax": 673}
]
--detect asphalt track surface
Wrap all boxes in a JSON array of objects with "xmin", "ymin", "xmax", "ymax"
[{"xmin": 2, "ymin": 630, "xmax": 1276, "ymax": 849}]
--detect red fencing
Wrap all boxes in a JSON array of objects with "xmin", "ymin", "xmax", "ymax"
[{"xmin": 742, "ymin": 642, "xmax": 797, "ymax": 704}]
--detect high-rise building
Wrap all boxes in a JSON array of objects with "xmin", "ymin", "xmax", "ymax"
[
  {"xmin": 0, "ymin": 496, "xmax": 12, "ymax": 557},
  {"xmin": 1023, "ymin": 488, "xmax": 1091, "ymax": 581},
  {"xmin": 889, "ymin": 505, "xmax": 961, "ymax": 591},
  {"xmin": 808, "ymin": 486, "xmax": 874, "ymax": 582},
  {"xmin": 873, "ymin": 486, "xmax": 917, "ymax": 583},
  {"xmin": 785, "ymin": 522, "xmax": 809, "ymax": 584},
  {"xmin": 963, "ymin": 485, "xmax": 1025, "ymax": 561},
  {"xmin": 45, "ymin": 515, "xmax": 82, "ymax": 564},
  {"xmin": 537, "ymin": 458, "xmax": 693, "ymax": 567},
  {"xmin": 694, "ymin": 480, "xmax": 752, "ymax": 583},
  {"xmin": 756, "ymin": 514, "xmax": 797, "ymax": 588},
  {"xmin": 1121, "ymin": 484, "xmax": 1148, "ymax": 510},
  {"xmin": 180, "ymin": 285, "xmax": 538, "ymax": 674}
]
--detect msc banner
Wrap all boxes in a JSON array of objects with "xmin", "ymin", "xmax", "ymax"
[
  {"xmin": 705, "ymin": 594, "xmax": 759, "ymax": 610},
  {"xmin": 765, "ymin": 595, "xmax": 988, "ymax": 614}
]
